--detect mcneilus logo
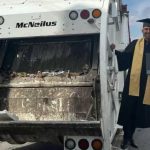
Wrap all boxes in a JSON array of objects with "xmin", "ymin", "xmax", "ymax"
[{"xmin": 16, "ymin": 21, "xmax": 57, "ymax": 28}]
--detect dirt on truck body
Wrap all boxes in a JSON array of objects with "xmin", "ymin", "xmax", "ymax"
[{"xmin": 0, "ymin": 34, "xmax": 101, "ymax": 143}]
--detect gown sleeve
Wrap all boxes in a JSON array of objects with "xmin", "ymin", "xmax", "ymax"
[{"xmin": 115, "ymin": 40, "xmax": 137, "ymax": 71}]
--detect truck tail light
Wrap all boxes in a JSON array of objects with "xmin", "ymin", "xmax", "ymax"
[
  {"xmin": 80, "ymin": 10, "xmax": 90, "ymax": 19},
  {"xmin": 78, "ymin": 139, "xmax": 89, "ymax": 150},
  {"xmin": 65, "ymin": 138, "xmax": 76, "ymax": 150},
  {"xmin": 92, "ymin": 9, "xmax": 102, "ymax": 18},
  {"xmin": 91, "ymin": 139, "xmax": 103, "ymax": 150},
  {"xmin": 69, "ymin": 11, "xmax": 78, "ymax": 20},
  {"xmin": 0, "ymin": 16, "xmax": 4, "ymax": 25}
]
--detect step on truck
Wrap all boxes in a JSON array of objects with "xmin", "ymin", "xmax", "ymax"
[{"xmin": 0, "ymin": 0, "xmax": 130, "ymax": 149}]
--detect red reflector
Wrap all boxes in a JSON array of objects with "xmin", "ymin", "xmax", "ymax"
[
  {"xmin": 80, "ymin": 10, "xmax": 90, "ymax": 19},
  {"xmin": 78, "ymin": 139, "xmax": 89, "ymax": 150}
]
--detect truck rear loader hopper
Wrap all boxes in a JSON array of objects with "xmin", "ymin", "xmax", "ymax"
[{"xmin": 0, "ymin": 35, "xmax": 102, "ymax": 144}]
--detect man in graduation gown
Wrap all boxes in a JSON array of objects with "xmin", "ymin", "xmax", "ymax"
[{"xmin": 111, "ymin": 18, "xmax": 150, "ymax": 149}]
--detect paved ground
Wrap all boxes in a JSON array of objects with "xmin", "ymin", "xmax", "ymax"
[
  {"xmin": 0, "ymin": 128, "xmax": 150, "ymax": 150},
  {"xmin": 129, "ymin": 128, "xmax": 150, "ymax": 150}
]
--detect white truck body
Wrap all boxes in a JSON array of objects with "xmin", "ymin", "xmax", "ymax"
[
  {"xmin": 0, "ymin": 0, "xmax": 130, "ymax": 149},
  {"xmin": 0, "ymin": 0, "xmax": 102, "ymax": 38}
]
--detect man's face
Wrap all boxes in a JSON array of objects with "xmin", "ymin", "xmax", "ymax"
[{"xmin": 142, "ymin": 26, "xmax": 150, "ymax": 41}]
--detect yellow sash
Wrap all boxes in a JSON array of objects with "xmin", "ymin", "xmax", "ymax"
[
  {"xmin": 144, "ymin": 77, "xmax": 150, "ymax": 105},
  {"xmin": 129, "ymin": 38, "xmax": 150, "ymax": 105}
]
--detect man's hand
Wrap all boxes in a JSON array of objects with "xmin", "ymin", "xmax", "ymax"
[{"xmin": 110, "ymin": 43, "xmax": 116, "ymax": 51}]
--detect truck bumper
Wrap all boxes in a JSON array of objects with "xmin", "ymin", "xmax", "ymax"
[{"xmin": 0, "ymin": 121, "xmax": 101, "ymax": 144}]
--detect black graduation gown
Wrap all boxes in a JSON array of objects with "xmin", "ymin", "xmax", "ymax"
[{"xmin": 116, "ymin": 39, "xmax": 150, "ymax": 128}]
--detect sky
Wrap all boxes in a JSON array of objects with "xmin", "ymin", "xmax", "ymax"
[{"xmin": 123, "ymin": 0, "xmax": 150, "ymax": 40}]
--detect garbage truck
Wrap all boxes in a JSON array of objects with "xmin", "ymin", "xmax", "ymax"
[{"xmin": 0, "ymin": 0, "xmax": 130, "ymax": 149}]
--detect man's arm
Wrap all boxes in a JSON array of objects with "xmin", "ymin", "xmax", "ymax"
[{"xmin": 110, "ymin": 40, "xmax": 137, "ymax": 71}]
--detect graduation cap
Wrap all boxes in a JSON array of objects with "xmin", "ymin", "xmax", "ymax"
[{"xmin": 137, "ymin": 18, "xmax": 150, "ymax": 27}]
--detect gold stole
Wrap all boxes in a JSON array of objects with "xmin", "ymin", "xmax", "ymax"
[{"xmin": 129, "ymin": 38, "xmax": 150, "ymax": 105}]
